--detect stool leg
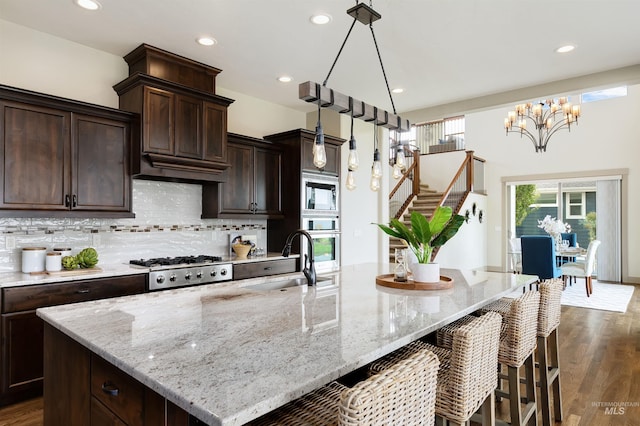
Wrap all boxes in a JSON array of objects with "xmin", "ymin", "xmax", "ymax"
[
  {"xmin": 537, "ymin": 335, "xmax": 552, "ymax": 426},
  {"xmin": 508, "ymin": 365, "xmax": 522, "ymax": 426},
  {"xmin": 550, "ymin": 328, "xmax": 563, "ymax": 421},
  {"xmin": 524, "ymin": 354, "xmax": 537, "ymax": 426},
  {"xmin": 481, "ymin": 392, "xmax": 495, "ymax": 426}
]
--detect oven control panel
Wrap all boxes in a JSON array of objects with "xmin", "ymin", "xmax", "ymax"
[{"xmin": 148, "ymin": 263, "xmax": 233, "ymax": 291}]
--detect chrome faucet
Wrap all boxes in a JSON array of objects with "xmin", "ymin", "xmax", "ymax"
[{"xmin": 282, "ymin": 229, "xmax": 316, "ymax": 286}]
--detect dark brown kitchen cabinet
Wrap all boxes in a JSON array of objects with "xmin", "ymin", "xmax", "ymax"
[
  {"xmin": 44, "ymin": 324, "xmax": 191, "ymax": 425},
  {"xmin": 202, "ymin": 133, "xmax": 283, "ymax": 219},
  {"xmin": 0, "ymin": 85, "xmax": 134, "ymax": 218},
  {"xmin": 114, "ymin": 44, "xmax": 234, "ymax": 183},
  {"xmin": 263, "ymin": 129, "xmax": 345, "ymax": 253},
  {"xmin": 301, "ymin": 136, "xmax": 341, "ymax": 176},
  {"xmin": 0, "ymin": 274, "xmax": 146, "ymax": 406}
]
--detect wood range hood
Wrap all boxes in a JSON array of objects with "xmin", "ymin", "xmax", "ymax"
[{"xmin": 113, "ymin": 44, "xmax": 235, "ymax": 183}]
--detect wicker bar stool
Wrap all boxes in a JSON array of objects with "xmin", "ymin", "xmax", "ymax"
[
  {"xmin": 479, "ymin": 290, "xmax": 541, "ymax": 426},
  {"xmin": 369, "ymin": 312, "xmax": 503, "ymax": 426},
  {"xmin": 248, "ymin": 348, "xmax": 439, "ymax": 426},
  {"xmin": 535, "ymin": 278, "xmax": 564, "ymax": 426}
]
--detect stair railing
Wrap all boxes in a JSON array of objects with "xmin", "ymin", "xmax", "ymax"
[
  {"xmin": 435, "ymin": 150, "xmax": 476, "ymax": 214},
  {"xmin": 389, "ymin": 149, "xmax": 420, "ymax": 219}
]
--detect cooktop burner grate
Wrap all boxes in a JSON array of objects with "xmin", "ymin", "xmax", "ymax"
[{"xmin": 129, "ymin": 255, "xmax": 222, "ymax": 267}]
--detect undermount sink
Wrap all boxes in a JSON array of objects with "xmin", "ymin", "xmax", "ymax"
[{"xmin": 243, "ymin": 277, "xmax": 333, "ymax": 291}]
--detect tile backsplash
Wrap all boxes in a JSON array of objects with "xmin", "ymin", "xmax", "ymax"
[{"xmin": 0, "ymin": 180, "xmax": 267, "ymax": 272}]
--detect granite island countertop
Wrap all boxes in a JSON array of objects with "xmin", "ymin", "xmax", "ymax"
[{"xmin": 37, "ymin": 264, "xmax": 537, "ymax": 425}]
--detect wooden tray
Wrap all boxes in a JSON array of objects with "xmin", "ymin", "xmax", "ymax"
[
  {"xmin": 376, "ymin": 274, "xmax": 454, "ymax": 290},
  {"xmin": 30, "ymin": 267, "xmax": 103, "ymax": 277}
]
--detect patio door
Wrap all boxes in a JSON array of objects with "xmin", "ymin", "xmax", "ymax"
[{"xmin": 507, "ymin": 175, "xmax": 622, "ymax": 283}]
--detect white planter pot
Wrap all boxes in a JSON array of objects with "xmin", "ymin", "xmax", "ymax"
[{"xmin": 412, "ymin": 262, "xmax": 440, "ymax": 283}]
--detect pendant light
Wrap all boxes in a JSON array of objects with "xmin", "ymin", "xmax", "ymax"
[
  {"xmin": 370, "ymin": 118, "xmax": 382, "ymax": 192},
  {"xmin": 312, "ymin": 93, "xmax": 326, "ymax": 168},
  {"xmin": 346, "ymin": 104, "xmax": 358, "ymax": 191},
  {"xmin": 394, "ymin": 130, "xmax": 406, "ymax": 170}
]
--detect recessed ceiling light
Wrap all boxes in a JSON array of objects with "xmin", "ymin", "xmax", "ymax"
[
  {"xmin": 555, "ymin": 45, "xmax": 575, "ymax": 54},
  {"xmin": 310, "ymin": 14, "xmax": 332, "ymax": 25},
  {"xmin": 278, "ymin": 76, "xmax": 293, "ymax": 83},
  {"xmin": 392, "ymin": 88, "xmax": 404, "ymax": 94},
  {"xmin": 74, "ymin": 0, "xmax": 101, "ymax": 10},
  {"xmin": 197, "ymin": 37, "xmax": 217, "ymax": 46}
]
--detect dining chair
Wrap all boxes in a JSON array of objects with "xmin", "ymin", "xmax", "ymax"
[
  {"xmin": 248, "ymin": 348, "xmax": 440, "ymax": 425},
  {"xmin": 560, "ymin": 232, "xmax": 577, "ymax": 247},
  {"xmin": 369, "ymin": 312, "xmax": 503, "ymax": 426},
  {"xmin": 521, "ymin": 235, "xmax": 562, "ymax": 281},
  {"xmin": 560, "ymin": 240, "xmax": 601, "ymax": 296},
  {"xmin": 509, "ymin": 237, "xmax": 522, "ymax": 274}
]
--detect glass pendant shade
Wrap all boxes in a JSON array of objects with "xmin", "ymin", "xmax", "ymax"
[
  {"xmin": 371, "ymin": 149, "xmax": 382, "ymax": 178},
  {"xmin": 395, "ymin": 148, "xmax": 406, "ymax": 170},
  {"xmin": 369, "ymin": 172, "xmax": 380, "ymax": 191},
  {"xmin": 313, "ymin": 121, "xmax": 326, "ymax": 168},
  {"xmin": 347, "ymin": 136, "xmax": 359, "ymax": 170},
  {"xmin": 392, "ymin": 163, "xmax": 402, "ymax": 179},
  {"xmin": 345, "ymin": 169, "xmax": 356, "ymax": 190}
]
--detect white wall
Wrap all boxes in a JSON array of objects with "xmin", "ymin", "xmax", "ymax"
[{"xmin": 463, "ymin": 86, "xmax": 640, "ymax": 282}]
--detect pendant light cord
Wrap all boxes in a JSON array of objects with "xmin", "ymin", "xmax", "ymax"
[
  {"xmin": 369, "ymin": 24, "xmax": 396, "ymax": 115},
  {"xmin": 323, "ymin": 18, "xmax": 357, "ymax": 87}
]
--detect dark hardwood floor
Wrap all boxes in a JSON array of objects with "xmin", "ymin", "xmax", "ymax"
[{"xmin": 1, "ymin": 283, "xmax": 638, "ymax": 426}]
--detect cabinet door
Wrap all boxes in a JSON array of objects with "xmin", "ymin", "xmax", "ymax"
[
  {"xmin": 202, "ymin": 101, "xmax": 227, "ymax": 164},
  {"xmin": 0, "ymin": 101, "xmax": 70, "ymax": 210},
  {"xmin": 143, "ymin": 87, "xmax": 174, "ymax": 155},
  {"xmin": 174, "ymin": 95, "xmax": 202, "ymax": 159},
  {"xmin": 219, "ymin": 142, "xmax": 254, "ymax": 214},
  {"xmin": 0, "ymin": 311, "xmax": 43, "ymax": 397},
  {"xmin": 72, "ymin": 114, "xmax": 131, "ymax": 212},
  {"xmin": 301, "ymin": 138, "xmax": 340, "ymax": 176},
  {"xmin": 254, "ymin": 147, "xmax": 282, "ymax": 216},
  {"xmin": 91, "ymin": 397, "xmax": 127, "ymax": 426}
]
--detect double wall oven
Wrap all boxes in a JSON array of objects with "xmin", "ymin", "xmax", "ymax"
[{"xmin": 301, "ymin": 173, "xmax": 341, "ymax": 273}]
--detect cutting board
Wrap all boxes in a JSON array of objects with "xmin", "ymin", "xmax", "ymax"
[{"xmin": 30, "ymin": 267, "xmax": 103, "ymax": 277}]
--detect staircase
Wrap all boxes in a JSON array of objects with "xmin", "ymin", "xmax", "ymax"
[{"xmin": 388, "ymin": 184, "xmax": 444, "ymax": 261}]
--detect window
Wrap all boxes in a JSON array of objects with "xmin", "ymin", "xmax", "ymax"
[
  {"xmin": 565, "ymin": 192, "xmax": 586, "ymax": 219},
  {"xmin": 581, "ymin": 86, "xmax": 627, "ymax": 103},
  {"xmin": 533, "ymin": 192, "xmax": 557, "ymax": 207}
]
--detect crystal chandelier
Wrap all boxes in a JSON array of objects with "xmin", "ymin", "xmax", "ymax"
[{"xmin": 503, "ymin": 97, "xmax": 581, "ymax": 153}]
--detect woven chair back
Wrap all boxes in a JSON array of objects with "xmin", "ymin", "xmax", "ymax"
[
  {"xmin": 499, "ymin": 290, "xmax": 540, "ymax": 367},
  {"xmin": 339, "ymin": 348, "xmax": 439, "ymax": 425},
  {"xmin": 537, "ymin": 278, "xmax": 563, "ymax": 337},
  {"xmin": 442, "ymin": 311, "xmax": 502, "ymax": 421}
]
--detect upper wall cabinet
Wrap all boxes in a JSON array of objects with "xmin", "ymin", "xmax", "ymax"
[
  {"xmin": 202, "ymin": 133, "xmax": 283, "ymax": 219},
  {"xmin": 114, "ymin": 44, "xmax": 234, "ymax": 183},
  {"xmin": 0, "ymin": 85, "xmax": 134, "ymax": 218}
]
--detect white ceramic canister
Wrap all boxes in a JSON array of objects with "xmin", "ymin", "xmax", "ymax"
[
  {"xmin": 22, "ymin": 247, "xmax": 47, "ymax": 273},
  {"xmin": 46, "ymin": 252, "xmax": 62, "ymax": 272},
  {"xmin": 53, "ymin": 247, "xmax": 73, "ymax": 258}
]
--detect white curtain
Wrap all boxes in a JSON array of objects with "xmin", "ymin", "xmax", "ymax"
[{"xmin": 595, "ymin": 179, "xmax": 621, "ymax": 282}]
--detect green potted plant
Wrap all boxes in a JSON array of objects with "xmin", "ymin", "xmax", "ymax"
[{"xmin": 377, "ymin": 206, "xmax": 465, "ymax": 282}]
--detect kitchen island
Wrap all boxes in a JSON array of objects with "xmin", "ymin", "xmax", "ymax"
[{"xmin": 37, "ymin": 264, "xmax": 537, "ymax": 425}]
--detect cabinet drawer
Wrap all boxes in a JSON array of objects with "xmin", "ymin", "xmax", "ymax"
[
  {"xmin": 91, "ymin": 355, "xmax": 143, "ymax": 425},
  {"xmin": 1, "ymin": 275, "xmax": 146, "ymax": 313},
  {"xmin": 233, "ymin": 258, "xmax": 297, "ymax": 280}
]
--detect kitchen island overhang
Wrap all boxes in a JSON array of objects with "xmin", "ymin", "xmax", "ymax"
[{"xmin": 37, "ymin": 264, "xmax": 537, "ymax": 425}]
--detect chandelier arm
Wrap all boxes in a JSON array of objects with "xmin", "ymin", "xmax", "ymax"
[
  {"xmin": 322, "ymin": 18, "xmax": 358, "ymax": 87},
  {"xmin": 369, "ymin": 24, "xmax": 397, "ymax": 115},
  {"xmin": 506, "ymin": 128, "xmax": 536, "ymax": 144}
]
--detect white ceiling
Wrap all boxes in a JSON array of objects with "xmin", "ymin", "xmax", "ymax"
[{"xmin": 2, "ymin": 0, "xmax": 640, "ymax": 116}]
